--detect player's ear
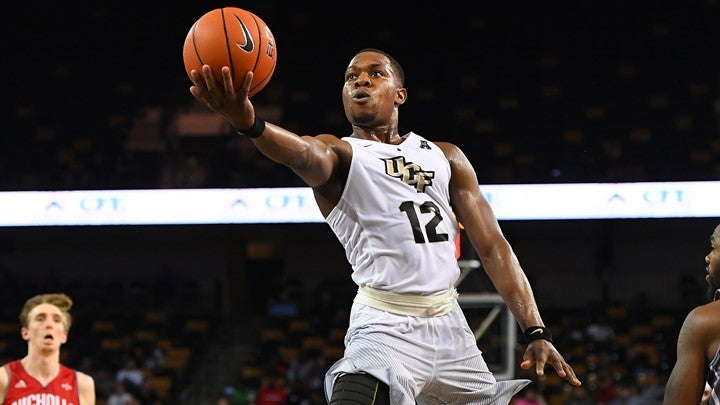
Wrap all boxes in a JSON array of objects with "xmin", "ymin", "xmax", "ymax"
[
  {"xmin": 20, "ymin": 327, "xmax": 29, "ymax": 341},
  {"xmin": 395, "ymin": 87, "xmax": 407, "ymax": 106}
]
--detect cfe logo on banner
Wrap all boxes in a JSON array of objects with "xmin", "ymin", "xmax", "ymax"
[{"xmin": 0, "ymin": 181, "xmax": 717, "ymax": 226}]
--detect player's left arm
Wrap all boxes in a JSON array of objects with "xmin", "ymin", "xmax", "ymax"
[
  {"xmin": 438, "ymin": 141, "xmax": 581, "ymax": 386},
  {"xmin": 76, "ymin": 371, "xmax": 96, "ymax": 405}
]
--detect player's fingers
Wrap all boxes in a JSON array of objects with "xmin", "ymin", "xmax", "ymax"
[
  {"xmin": 534, "ymin": 358, "xmax": 547, "ymax": 376},
  {"xmin": 557, "ymin": 361, "xmax": 582, "ymax": 386},
  {"xmin": 188, "ymin": 70, "xmax": 212, "ymax": 106},
  {"xmin": 239, "ymin": 71, "xmax": 254, "ymax": 97},
  {"xmin": 188, "ymin": 85, "xmax": 206, "ymax": 104},
  {"xmin": 221, "ymin": 67, "xmax": 235, "ymax": 97},
  {"xmin": 188, "ymin": 69, "xmax": 205, "ymax": 89},
  {"xmin": 522, "ymin": 345, "xmax": 553, "ymax": 377},
  {"xmin": 201, "ymin": 65, "xmax": 219, "ymax": 92},
  {"xmin": 547, "ymin": 356, "xmax": 583, "ymax": 386}
]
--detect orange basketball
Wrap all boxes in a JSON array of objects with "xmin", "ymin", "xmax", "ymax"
[{"xmin": 183, "ymin": 7, "xmax": 277, "ymax": 97}]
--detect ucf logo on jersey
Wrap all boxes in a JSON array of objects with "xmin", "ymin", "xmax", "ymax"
[{"xmin": 382, "ymin": 156, "xmax": 435, "ymax": 193}]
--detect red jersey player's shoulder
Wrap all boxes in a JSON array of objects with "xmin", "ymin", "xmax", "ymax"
[{"xmin": 76, "ymin": 370, "xmax": 96, "ymax": 405}]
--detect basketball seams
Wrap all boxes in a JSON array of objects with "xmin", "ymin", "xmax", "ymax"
[
  {"xmin": 220, "ymin": 8, "xmax": 237, "ymax": 90},
  {"xmin": 189, "ymin": 22, "xmax": 203, "ymax": 67},
  {"xmin": 245, "ymin": 14, "xmax": 276, "ymax": 93},
  {"xmin": 246, "ymin": 13, "xmax": 265, "ymax": 95}
]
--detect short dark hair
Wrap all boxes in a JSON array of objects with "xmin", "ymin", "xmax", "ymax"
[{"xmin": 354, "ymin": 48, "xmax": 405, "ymax": 86}]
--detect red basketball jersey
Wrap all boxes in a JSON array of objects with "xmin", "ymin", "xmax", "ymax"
[{"xmin": 3, "ymin": 360, "xmax": 79, "ymax": 405}]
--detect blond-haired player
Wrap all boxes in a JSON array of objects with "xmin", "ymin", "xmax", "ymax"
[{"xmin": 0, "ymin": 293, "xmax": 95, "ymax": 405}]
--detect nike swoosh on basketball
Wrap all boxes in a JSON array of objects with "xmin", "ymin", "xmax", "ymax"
[
  {"xmin": 529, "ymin": 328, "xmax": 544, "ymax": 335},
  {"xmin": 233, "ymin": 15, "xmax": 254, "ymax": 52}
]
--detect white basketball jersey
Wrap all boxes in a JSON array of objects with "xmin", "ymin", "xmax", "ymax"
[{"xmin": 325, "ymin": 132, "xmax": 460, "ymax": 294}]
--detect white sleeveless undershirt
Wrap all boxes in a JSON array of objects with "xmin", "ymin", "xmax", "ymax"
[{"xmin": 325, "ymin": 132, "xmax": 460, "ymax": 294}]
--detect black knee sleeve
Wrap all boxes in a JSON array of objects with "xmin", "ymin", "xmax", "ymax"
[{"xmin": 329, "ymin": 373, "xmax": 391, "ymax": 405}]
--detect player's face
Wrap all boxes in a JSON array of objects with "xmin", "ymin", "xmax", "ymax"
[
  {"xmin": 706, "ymin": 226, "xmax": 720, "ymax": 299},
  {"xmin": 342, "ymin": 52, "xmax": 405, "ymax": 127},
  {"xmin": 21, "ymin": 303, "xmax": 68, "ymax": 351}
]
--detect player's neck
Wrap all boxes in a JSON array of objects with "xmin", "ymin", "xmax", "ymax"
[
  {"xmin": 21, "ymin": 353, "xmax": 61, "ymax": 382},
  {"xmin": 352, "ymin": 126, "xmax": 405, "ymax": 145}
]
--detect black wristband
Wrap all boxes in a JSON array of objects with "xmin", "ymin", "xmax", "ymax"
[
  {"xmin": 235, "ymin": 116, "xmax": 266, "ymax": 138},
  {"xmin": 523, "ymin": 326, "xmax": 553, "ymax": 344}
]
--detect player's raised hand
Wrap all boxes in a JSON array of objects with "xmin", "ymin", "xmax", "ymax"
[{"xmin": 189, "ymin": 66, "xmax": 256, "ymax": 130}]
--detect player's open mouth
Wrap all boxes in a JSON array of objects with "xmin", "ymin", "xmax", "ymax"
[
  {"xmin": 44, "ymin": 334, "xmax": 53, "ymax": 340},
  {"xmin": 352, "ymin": 90, "xmax": 370, "ymax": 101}
]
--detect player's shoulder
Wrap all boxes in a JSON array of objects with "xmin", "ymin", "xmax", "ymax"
[
  {"xmin": 432, "ymin": 140, "xmax": 460, "ymax": 151},
  {"xmin": 75, "ymin": 370, "xmax": 95, "ymax": 389},
  {"xmin": 314, "ymin": 133, "xmax": 349, "ymax": 150},
  {"xmin": 314, "ymin": 133, "xmax": 343, "ymax": 142},
  {"xmin": 75, "ymin": 369, "xmax": 93, "ymax": 380},
  {"xmin": 431, "ymin": 140, "xmax": 469, "ymax": 164},
  {"xmin": 699, "ymin": 299, "xmax": 720, "ymax": 321},
  {"xmin": 692, "ymin": 299, "xmax": 720, "ymax": 317},
  {"xmin": 684, "ymin": 300, "xmax": 720, "ymax": 333},
  {"xmin": 315, "ymin": 133, "xmax": 351, "ymax": 154},
  {"xmin": 74, "ymin": 370, "xmax": 96, "ymax": 405}
]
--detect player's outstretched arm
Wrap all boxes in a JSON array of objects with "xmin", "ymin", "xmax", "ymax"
[{"xmin": 189, "ymin": 66, "xmax": 338, "ymax": 187}]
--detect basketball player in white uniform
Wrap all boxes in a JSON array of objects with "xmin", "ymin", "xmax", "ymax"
[{"xmin": 189, "ymin": 48, "xmax": 581, "ymax": 404}]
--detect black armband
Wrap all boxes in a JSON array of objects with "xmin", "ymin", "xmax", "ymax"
[
  {"xmin": 235, "ymin": 116, "xmax": 266, "ymax": 138},
  {"xmin": 523, "ymin": 326, "xmax": 553, "ymax": 344}
]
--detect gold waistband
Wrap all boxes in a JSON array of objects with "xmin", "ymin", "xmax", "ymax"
[{"xmin": 354, "ymin": 285, "xmax": 458, "ymax": 317}]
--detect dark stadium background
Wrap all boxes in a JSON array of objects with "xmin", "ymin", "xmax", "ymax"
[{"xmin": 3, "ymin": 1, "xmax": 719, "ymax": 403}]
